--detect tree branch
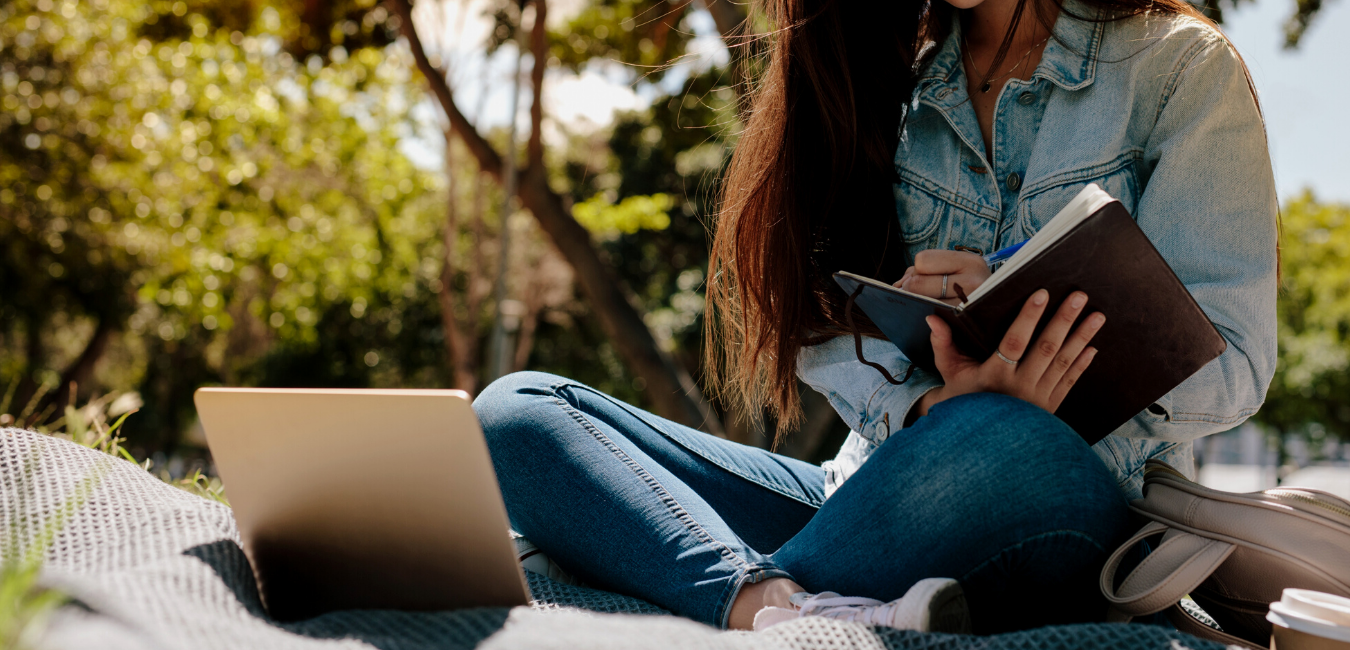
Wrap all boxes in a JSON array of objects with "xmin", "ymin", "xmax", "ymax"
[
  {"xmin": 438, "ymin": 132, "xmax": 474, "ymax": 390},
  {"xmin": 390, "ymin": 0, "xmax": 504, "ymax": 182},
  {"xmin": 389, "ymin": 0, "xmax": 723, "ymax": 434},
  {"xmin": 527, "ymin": 0, "xmax": 547, "ymax": 167}
]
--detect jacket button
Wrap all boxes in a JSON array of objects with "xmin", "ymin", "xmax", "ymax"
[
  {"xmin": 1006, "ymin": 172, "xmax": 1022, "ymax": 191},
  {"xmin": 936, "ymin": 87, "xmax": 953, "ymax": 99},
  {"xmin": 1018, "ymin": 91, "xmax": 1037, "ymax": 105}
]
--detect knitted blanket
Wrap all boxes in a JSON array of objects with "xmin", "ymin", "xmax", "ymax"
[{"xmin": 0, "ymin": 429, "xmax": 1223, "ymax": 650}]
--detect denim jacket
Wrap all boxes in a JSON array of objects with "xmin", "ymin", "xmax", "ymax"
[{"xmin": 799, "ymin": 6, "xmax": 1278, "ymax": 501}]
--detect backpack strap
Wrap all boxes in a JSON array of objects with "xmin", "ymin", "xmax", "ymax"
[{"xmin": 1099, "ymin": 520, "xmax": 1236, "ymax": 621}]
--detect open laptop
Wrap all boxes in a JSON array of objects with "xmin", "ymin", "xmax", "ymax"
[{"xmin": 193, "ymin": 388, "xmax": 530, "ymax": 621}]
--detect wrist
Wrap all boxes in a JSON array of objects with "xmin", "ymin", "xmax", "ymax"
[{"xmin": 912, "ymin": 387, "xmax": 946, "ymax": 421}]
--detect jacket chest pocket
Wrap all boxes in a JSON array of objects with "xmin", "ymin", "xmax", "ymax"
[
  {"xmin": 895, "ymin": 177, "xmax": 996, "ymax": 261},
  {"xmin": 1018, "ymin": 152, "xmax": 1143, "ymax": 239},
  {"xmin": 895, "ymin": 179, "xmax": 946, "ymax": 258}
]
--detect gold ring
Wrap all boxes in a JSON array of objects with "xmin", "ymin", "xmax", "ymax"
[{"xmin": 995, "ymin": 350, "xmax": 1019, "ymax": 365}]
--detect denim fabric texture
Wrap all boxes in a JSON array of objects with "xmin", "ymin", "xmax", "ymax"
[
  {"xmin": 476, "ymin": 372, "xmax": 1130, "ymax": 633},
  {"xmin": 801, "ymin": 5, "xmax": 1278, "ymax": 501}
]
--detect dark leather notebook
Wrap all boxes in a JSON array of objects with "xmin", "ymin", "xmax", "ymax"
[{"xmin": 834, "ymin": 187, "xmax": 1226, "ymax": 445}]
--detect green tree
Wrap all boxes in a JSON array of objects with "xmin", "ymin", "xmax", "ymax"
[
  {"xmin": 1254, "ymin": 192, "xmax": 1350, "ymax": 445},
  {"xmin": 0, "ymin": 0, "xmax": 453, "ymax": 450}
]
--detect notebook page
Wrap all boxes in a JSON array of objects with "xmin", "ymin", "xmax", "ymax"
[{"xmin": 962, "ymin": 183, "xmax": 1114, "ymax": 305}]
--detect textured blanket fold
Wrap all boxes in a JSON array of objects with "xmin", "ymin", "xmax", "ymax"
[{"xmin": 0, "ymin": 429, "xmax": 1221, "ymax": 650}]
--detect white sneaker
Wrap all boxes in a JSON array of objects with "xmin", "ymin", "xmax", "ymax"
[
  {"xmin": 753, "ymin": 577, "xmax": 971, "ymax": 633},
  {"xmin": 511, "ymin": 530, "xmax": 583, "ymax": 586}
]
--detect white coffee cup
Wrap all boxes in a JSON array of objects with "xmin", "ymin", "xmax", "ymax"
[{"xmin": 1268, "ymin": 589, "xmax": 1350, "ymax": 650}]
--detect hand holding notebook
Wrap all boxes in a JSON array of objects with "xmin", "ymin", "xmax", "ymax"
[
  {"xmin": 834, "ymin": 184, "xmax": 1226, "ymax": 445},
  {"xmin": 921, "ymin": 287, "xmax": 1105, "ymax": 421}
]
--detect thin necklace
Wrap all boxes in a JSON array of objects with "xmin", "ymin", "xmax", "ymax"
[{"xmin": 963, "ymin": 33, "xmax": 1052, "ymax": 93}]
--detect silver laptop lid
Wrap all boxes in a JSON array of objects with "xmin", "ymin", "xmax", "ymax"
[{"xmin": 194, "ymin": 388, "xmax": 529, "ymax": 621}]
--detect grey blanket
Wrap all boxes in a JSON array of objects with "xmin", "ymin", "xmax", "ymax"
[{"xmin": 0, "ymin": 429, "xmax": 1223, "ymax": 650}]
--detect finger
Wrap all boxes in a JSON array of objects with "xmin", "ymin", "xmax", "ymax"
[
  {"xmin": 995, "ymin": 289, "xmax": 1049, "ymax": 365},
  {"xmin": 899, "ymin": 272, "xmax": 985, "ymax": 303},
  {"xmin": 927, "ymin": 315, "xmax": 965, "ymax": 377},
  {"xmin": 1039, "ymin": 311, "xmax": 1105, "ymax": 392},
  {"xmin": 893, "ymin": 267, "xmax": 916, "ymax": 288},
  {"xmin": 914, "ymin": 249, "xmax": 988, "ymax": 275},
  {"xmin": 1017, "ymin": 291, "xmax": 1088, "ymax": 380},
  {"xmin": 1047, "ymin": 346, "xmax": 1098, "ymax": 411}
]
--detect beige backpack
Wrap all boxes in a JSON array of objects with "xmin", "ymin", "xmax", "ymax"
[{"xmin": 1099, "ymin": 459, "xmax": 1350, "ymax": 649}]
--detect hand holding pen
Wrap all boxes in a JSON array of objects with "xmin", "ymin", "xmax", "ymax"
[
  {"xmin": 894, "ymin": 241, "xmax": 1023, "ymax": 306},
  {"xmin": 982, "ymin": 241, "xmax": 1026, "ymax": 267}
]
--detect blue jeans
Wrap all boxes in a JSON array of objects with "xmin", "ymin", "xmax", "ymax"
[{"xmin": 474, "ymin": 372, "xmax": 1130, "ymax": 633}]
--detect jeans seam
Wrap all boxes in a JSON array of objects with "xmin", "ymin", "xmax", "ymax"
[
  {"xmin": 558, "ymin": 380, "xmax": 825, "ymax": 510},
  {"xmin": 546, "ymin": 392, "xmax": 753, "ymax": 576},
  {"xmin": 958, "ymin": 529, "xmax": 1107, "ymax": 584}
]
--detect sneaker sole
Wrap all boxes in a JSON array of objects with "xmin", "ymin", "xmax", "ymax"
[{"xmin": 906, "ymin": 578, "xmax": 972, "ymax": 634}]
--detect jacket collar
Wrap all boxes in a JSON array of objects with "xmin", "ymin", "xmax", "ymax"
[{"xmin": 917, "ymin": 1, "xmax": 1105, "ymax": 97}]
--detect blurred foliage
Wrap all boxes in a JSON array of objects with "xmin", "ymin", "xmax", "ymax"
[
  {"xmin": 0, "ymin": 0, "xmax": 463, "ymax": 453},
  {"xmin": 283, "ymin": 0, "xmax": 399, "ymax": 60},
  {"xmin": 1190, "ymin": 0, "xmax": 1324, "ymax": 48},
  {"xmin": 546, "ymin": 0, "xmax": 693, "ymax": 81},
  {"xmin": 0, "ymin": 549, "xmax": 65, "ymax": 650},
  {"xmin": 485, "ymin": 0, "xmax": 694, "ymax": 80},
  {"xmin": 572, "ymin": 191, "xmax": 672, "ymax": 237},
  {"xmin": 1193, "ymin": 0, "xmax": 1256, "ymax": 25},
  {"xmin": 1254, "ymin": 192, "xmax": 1350, "ymax": 443},
  {"xmin": 1279, "ymin": 0, "xmax": 1325, "ymax": 48}
]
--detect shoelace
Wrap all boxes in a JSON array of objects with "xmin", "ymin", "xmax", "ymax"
[{"xmin": 795, "ymin": 592, "xmax": 903, "ymax": 627}]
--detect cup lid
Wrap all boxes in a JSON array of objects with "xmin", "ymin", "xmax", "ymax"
[{"xmin": 1269, "ymin": 590, "xmax": 1350, "ymax": 642}]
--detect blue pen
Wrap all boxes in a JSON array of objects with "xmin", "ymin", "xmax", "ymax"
[{"xmin": 982, "ymin": 241, "xmax": 1026, "ymax": 267}]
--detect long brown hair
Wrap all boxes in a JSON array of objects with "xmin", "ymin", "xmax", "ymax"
[{"xmin": 705, "ymin": 0, "xmax": 1246, "ymax": 441}]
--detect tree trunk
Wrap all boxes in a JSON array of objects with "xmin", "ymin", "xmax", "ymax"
[
  {"xmin": 391, "ymin": 0, "xmax": 723, "ymax": 435},
  {"xmin": 515, "ymin": 166, "xmax": 722, "ymax": 434},
  {"xmin": 52, "ymin": 316, "xmax": 116, "ymax": 408},
  {"xmin": 460, "ymin": 167, "xmax": 489, "ymax": 393},
  {"xmin": 438, "ymin": 132, "xmax": 475, "ymax": 390},
  {"xmin": 512, "ymin": 287, "xmax": 542, "ymax": 373}
]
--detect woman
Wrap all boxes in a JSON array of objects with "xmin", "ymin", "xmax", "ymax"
[{"xmin": 474, "ymin": 0, "xmax": 1277, "ymax": 634}]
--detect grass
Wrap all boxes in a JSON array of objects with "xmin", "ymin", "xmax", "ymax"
[
  {"xmin": 1, "ymin": 381, "xmax": 228, "ymax": 505},
  {"xmin": 0, "ymin": 382, "xmax": 229, "ymax": 648}
]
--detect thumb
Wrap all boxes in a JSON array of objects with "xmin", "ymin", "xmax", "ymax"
[{"xmin": 927, "ymin": 315, "xmax": 963, "ymax": 377}]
